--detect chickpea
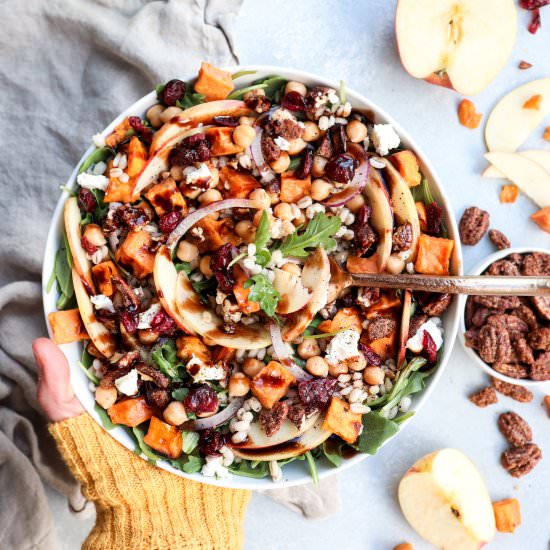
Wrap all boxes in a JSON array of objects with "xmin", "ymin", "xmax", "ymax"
[
  {"xmin": 198, "ymin": 188, "xmax": 223, "ymax": 205},
  {"xmin": 199, "ymin": 256, "xmax": 213, "ymax": 278},
  {"xmin": 386, "ymin": 254, "xmax": 405, "ymax": 275},
  {"xmin": 297, "ymin": 339, "xmax": 321, "ymax": 359},
  {"xmin": 160, "ymin": 106, "xmax": 183, "ymax": 124},
  {"xmin": 268, "ymin": 190, "xmax": 280, "ymax": 206},
  {"xmin": 346, "ymin": 194, "xmax": 366, "ymax": 213},
  {"xmin": 239, "ymin": 115, "xmax": 256, "ymax": 126},
  {"xmin": 303, "ymin": 121, "xmax": 321, "ymax": 142},
  {"xmin": 287, "ymin": 138, "xmax": 307, "ymax": 155},
  {"xmin": 242, "ymin": 358, "xmax": 264, "ymax": 378},
  {"xmin": 312, "ymin": 155, "xmax": 327, "ymax": 177},
  {"xmin": 292, "ymin": 211, "xmax": 306, "ymax": 227},
  {"xmin": 274, "ymin": 202, "xmax": 294, "ymax": 221},
  {"xmin": 328, "ymin": 362, "xmax": 348, "ymax": 377},
  {"xmin": 233, "ymin": 124, "xmax": 256, "ymax": 149},
  {"xmin": 311, "ymin": 179, "xmax": 333, "ymax": 201},
  {"xmin": 138, "ymin": 329, "xmax": 159, "ymax": 345},
  {"xmin": 270, "ymin": 152, "xmax": 290, "ymax": 174},
  {"xmin": 285, "ymin": 81, "xmax": 307, "ymax": 97},
  {"xmin": 281, "ymin": 263, "xmax": 301, "ymax": 277},
  {"xmin": 170, "ymin": 164, "xmax": 184, "ymax": 182},
  {"xmin": 146, "ymin": 104, "xmax": 164, "ymax": 128},
  {"xmin": 235, "ymin": 220, "xmax": 256, "ymax": 243},
  {"xmin": 306, "ymin": 356, "xmax": 329, "ymax": 377},
  {"xmin": 208, "ymin": 167, "xmax": 220, "ymax": 189},
  {"xmin": 83, "ymin": 224, "xmax": 106, "ymax": 246},
  {"xmin": 346, "ymin": 120, "xmax": 368, "ymax": 143},
  {"xmin": 163, "ymin": 401, "xmax": 188, "ymax": 426},
  {"xmin": 228, "ymin": 373, "xmax": 251, "ymax": 397},
  {"xmin": 95, "ymin": 386, "xmax": 117, "ymax": 409},
  {"xmin": 347, "ymin": 354, "xmax": 367, "ymax": 371},
  {"xmin": 249, "ymin": 188, "xmax": 271, "ymax": 210},
  {"xmin": 363, "ymin": 366, "xmax": 385, "ymax": 385},
  {"xmin": 176, "ymin": 240, "xmax": 199, "ymax": 263}
]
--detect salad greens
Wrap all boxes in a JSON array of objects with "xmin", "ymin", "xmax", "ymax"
[
  {"xmin": 78, "ymin": 147, "xmax": 114, "ymax": 175},
  {"xmin": 47, "ymin": 231, "xmax": 75, "ymax": 310},
  {"xmin": 355, "ymin": 413, "xmax": 399, "ymax": 455},
  {"xmin": 244, "ymin": 274, "xmax": 281, "ymax": 317},
  {"xmin": 151, "ymin": 340, "xmax": 184, "ymax": 381}
]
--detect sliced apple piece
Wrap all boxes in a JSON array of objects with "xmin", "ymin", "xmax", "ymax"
[
  {"xmin": 398, "ymin": 448, "xmax": 496, "ymax": 550},
  {"xmin": 64, "ymin": 197, "xmax": 95, "ymax": 292},
  {"xmin": 397, "ymin": 290, "xmax": 412, "ymax": 367},
  {"xmin": 485, "ymin": 79, "xmax": 550, "ymax": 152},
  {"xmin": 272, "ymin": 268, "xmax": 311, "ymax": 314},
  {"xmin": 72, "ymin": 268, "xmax": 115, "ymax": 358},
  {"xmin": 484, "ymin": 152, "xmax": 550, "ymax": 207},
  {"xmin": 396, "ymin": 0, "xmax": 516, "ymax": 95},
  {"xmin": 484, "ymin": 150, "xmax": 550, "ymax": 179}
]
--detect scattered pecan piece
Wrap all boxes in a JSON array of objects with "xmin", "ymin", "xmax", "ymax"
[
  {"xmin": 367, "ymin": 316, "xmax": 396, "ymax": 342},
  {"xmin": 522, "ymin": 252, "xmax": 550, "ymax": 276},
  {"xmin": 392, "ymin": 223, "xmax": 413, "ymax": 252},
  {"xmin": 485, "ymin": 314, "xmax": 529, "ymax": 335},
  {"xmin": 519, "ymin": 60, "xmax": 533, "ymax": 69},
  {"xmin": 261, "ymin": 133, "xmax": 281, "ymax": 163},
  {"xmin": 531, "ymin": 351, "xmax": 550, "ymax": 381},
  {"xmin": 491, "ymin": 378, "xmax": 533, "ymax": 403},
  {"xmin": 528, "ymin": 327, "xmax": 550, "ymax": 350},
  {"xmin": 459, "ymin": 207, "xmax": 490, "ymax": 245},
  {"xmin": 498, "ymin": 412, "xmax": 532, "ymax": 447},
  {"xmin": 471, "ymin": 307, "xmax": 492, "ymax": 328},
  {"xmin": 501, "ymin": 443, "xmax": 542, "ymax": 478},
  {"xmin": 136, "ymin": 363, "xmax": 170, "ymax": 388},
  {"xmin": 419, "ymin": 293, "xmax": 452, "ymax": 317},
  {"xmin": 244, "ymin": 91, "xmax": 271, "ymax": 113},
  {"xmin": 488, "ymin": 229, "xmax": 510, "ymax": 250},
  {"xmin": 260, "ymin": 402, "xmax": 289, "ymax": 437},
  {"xmin": 145, "ymin": 387, "xmax": 171, "ymax": 409},
  {"xmin": 478, "ymin": 325, "xmax": 511, "ymax": 364},
  {"xmin": 493, "ymin": 362, "xmax": 530, "ymax": 379},
  {"xmin": 515, "ymin": 338, "xmax": 536, "ymax": 366},
  {"xmin": 469, "ymin": 387, "xmax": 498, "ymax": 408},
  {"xmin": 316, "ymin": 134, "xmax": 333, "ymax": 158}
]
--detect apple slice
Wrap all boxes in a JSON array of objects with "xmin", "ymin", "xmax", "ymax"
[
  {"xmin": 398, "ymin": 448, "xmax": 496, "ymax": 550},
  {"xmin": 396, "ymin": 0, "xmax": 516, "ymax": 95},
  {"xmin": 484, "ymin": 152, "xmax": 550, "ymax": 207},
  {"xmin": 485, "ymin": 79, "xmax": 550, "ymax": 152},
  {"xmin": 396, "ymin": 290, "xmax": 412, "ymax": 367},
  {"xmin": 382, "ymin": 159, "xmax": 420, "ymax": 261},
  {"xmin": 72, "ymin": 268, "xmax": 115, "ymax": 358},
  {"xmin": 484, "ymin": 150, "xmax": 550, "ymax": 178},
  {"xmin": 64, "ymin": 197, "xmax": 95, "ymax": 292},
  {"xmin": 272, "ymin": 268, "xmax": 311, "ymax": 314}
]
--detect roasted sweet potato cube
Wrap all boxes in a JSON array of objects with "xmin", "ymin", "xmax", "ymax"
[
  {"xmin": 220, "ymin": 166, "xmax": 260, "ymax": 198},
  {"xmin": 108, "ymin": 396, "xmax": 154, "ymax": 427},
  {"xmin": 105, "ymin": 117, "xmax": 132, "ymax": 148},
  {"xmin": 115, "ymin": 230, "xmax": 155, "ymax": 278},
  {"xmin": 91, "ymin": 261, "xmax": 119, "ymax": 297},
  {"xmin": 414, "ymin": 234, "xmax": 454, "ymax": 276},
  {"xmin": 144, "ymin": 416, "xmax": 183, "ymax": 459},
  {"xmin": 145, "ymin": 179, "xmax": 187, "ymax": 216},
  {"xmin": 212, "ymin": 346, "xmax": 236, "ymax": 363},
  {"xmin": 389, "ymin": 150, "xmax": 421, "ymax": 187},
  {"xmin": 493, "ymin": 498, "xmax": 521, "ymax": 533},
  {"xmin": 48, "ymin": 309, "xmax": 88, "ymax": 344},
  {"xmin": 322, "ymin": 396, "xmax": 362, "ymax": 444},
  {"xmin": 194, "ymin": 62, "xmax": 234, "ymax": 101},
  {"xmin": 318, "ymin": 307, "xmax": 362, "ymax": 334},
  {"xmin": 233, "ymin": 265, "xmax": 260, "ymax": 314},
  {"xmin": 127, "ymin": 136, "xmax": 148, "ymax": 178},
  {"xmin": 176, "ymin": 336, "xmax": 211, "ymax": 363},
  {"xmin": 104, "ymin": 159, "xmax": 138, "ymax": 203},
  {"xmin": 251, "ymin": 361, "xmax": 295, "ymax": 409},
  {"xmin": 207, "ymin": 127, "xmax": 243, "ymax": 156},
  {"xmin": 346, "ymin": 255, "xmax": 379, "ymax": 274},
  {"xmin": 193, "ymin": 216, "xmax": 240, "ymax": 252},
  {"xmin": 365, "ymin": 292, "xmax": 401, "ymax": 319},
  {"xmin": 363, "ymin": 330, "xmax": 397, "ymax": 361},
  {"xmin": 280, "ymin": 172, "xmax": 311, "ymax": 203}
]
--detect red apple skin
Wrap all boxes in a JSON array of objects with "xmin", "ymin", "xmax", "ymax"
[{"xmin": 424, "ymin": 71, "xmax": 454, "ymax": 90}]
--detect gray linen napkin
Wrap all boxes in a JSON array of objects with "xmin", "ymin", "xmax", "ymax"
[{"xmin": 0, "ymin": 1, "xmax": 337, "ymax": 548}]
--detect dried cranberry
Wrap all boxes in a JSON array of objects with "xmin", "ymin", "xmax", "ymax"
[
  {"xmin": 329, "ymin": 124, "xmax": 347, "ymax": 154},
  {"xmin": 81, "ymin": 236, "xmax": 98, "ymax": 255},
  {"xmin": 199, "ymin": 429, "xmax": 225, "ymax": 456},
  {"xmin": 212, "ymin": 115, "xmax": 240, "ymax": 127},
  {"xmin": 359, "ymin": 343, "xmax": 382, "ymax": 366},
  {"xmin": 421, "ymin": 331, "xmax": 438, "ymax": 364},
  {"xmin": 297, "ymin": 378, "xmax": 338, "ymax": 409},
  {"xmin": 528, "ymin": 9, "xmax": 541, "ymax": 33},
  {"xmin": 210, "ymin": 243, "xmax": 236, "ymax": 293},
  {"xmin": 355, "ymin": 223, "xmax": 377, "ymax": 256},
  {"xmin": 170, "ymin": 133, "xmax": 211, "ymax": 167},
  {"xmin": 357, "ymin": 204, "xmax": 372, "ymax": 225},
  {"xmin": 185, "ymin": 384, "xmax": 219, "ymax": 415},
  {"xmin": 281, "ymin": 91, "xmax": 307, "ymax": 111},
  {"xmin": 150, "ymin": 309, "xmax": 178, "ymax": 336},
  {"xmin": 120, "ymin": 311, "xmax": 138, "ymax": 334},
  {"xmin": 325, "ymin": 153, "xmax": 356, "ymax": 183},
  {"xmin": 425, "ymin": 202, "xmax": 443, "ymax": 236},
  {"xmin": 128, "ymin": 116, "xmax": 154, "ymax": 144},
  {"xmin": 294, "ymin": 145, "xmax": 314, "ymax": 179},
  {"xmin": 78, "ymin": 188, "xmax": 97, "ymax": 213},
  {"xmin": 160, "ymin": 79, "xmax": 186, "ymax": 106},
  {"xmin": 158, "ymin": 210, "xmax": 183, "ymax": 233}
]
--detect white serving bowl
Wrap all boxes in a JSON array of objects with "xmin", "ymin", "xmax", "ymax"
[
  {"xmin": 458, "ymin": 246, "xmax": 550, "ymax": 388},
  {"xmin": 42, "ymin": 65, "xmax": 462, "ymax": 489}
]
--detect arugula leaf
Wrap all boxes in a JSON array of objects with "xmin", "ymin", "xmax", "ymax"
[
  {"xmin": 231, "ymin": 69, "xmax": 257, "ymax": 80},
  {"xmin": 229, "ymin": 459, "xmax": 269, "ymax": 478},
  {"xmin": 244, "ymin": 274, "xmax": 280, "ymax": 317},
  {"xmin": 132, "ymin": 426, "xmax": 165, "ymax": 464},
  {"xmin": 172, "ymin": 387, "xmax": 189, "ymax": 401},
  {"xmin": 155, "ymin": 83, "xmax": 166, "ymax": 98},
  {"xmin": 180, "ymin": 455, "xmax": 204, "ymax": 474},
  {"xmin": 304, "ymin": 451, "xmax": 319, "ymax": 486},
  {"xmin": 78, "ymin": 361, "xmax": 99, "ymax": 385},
  {"xmin": 152, "ymin": 340, "xmax": 183, "ymax": 381},
  {"xmin": 181, "ymin": 431, "xmax": 200, "ymax": 454},
  {"xmin": 252, "ymin": 75, "xmax": 288, "ymax": 101},
  {"xmin": 49, "ymin": 231, "xmax": 76, "ymax": 310},
  {"xmin": 277, "ymin": 213, "xmax": 341, "ymax": 258},
  {"xmin": 253, "ymin": 211, "xmax": 272, "ymax": 267},
  {"xmin": 177, "ymin": 92, "xmax": 206, "ymax": 109},
  {"xmin": 94, "ymin": 403, "xmax": 115, "ymax": 431},
  {"xmin": 191, "ymin": 277, "xmax": 217, "ymax": 302},
  {"xmin": 288, "ymin": 156, "xmax": 302, "ymax": 171},
  {"xmin": 355, "ymin": 412, "xmax": 399, "ymax": 455},
  {"xmin": 228, "ymin": 83, "xmax": 268, "ymax": 100},
  {"xmin": 175, "ymin": 261, "xmax": 193, "ymax": 275},
  {"xmin": 78, "ymin": 147, "xmax": 114, "ymax": 175},
  {"xmin": 89, "ymin": 188, "xmax": 108, "ymax": 221},
  {"xmin": 322, "ymin": 440, "xmax": 344, "ymax": 468}
]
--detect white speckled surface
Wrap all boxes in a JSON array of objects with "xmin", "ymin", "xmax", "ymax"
[{"xmin": 48, "ymin": 1, "xmax": 550, "ymax": 548}]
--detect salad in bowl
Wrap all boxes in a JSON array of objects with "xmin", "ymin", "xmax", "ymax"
[{"xmin": 44, "ymin": 63, "xmax": 461, "ymax": 486}]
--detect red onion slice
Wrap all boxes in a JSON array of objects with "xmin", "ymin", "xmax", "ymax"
[
  {"xmin": 166, "ymin": 198, "xmax": 259, "ymax": 250},
  {"xmin": 269, "ymin": 322, "xmax": 312, "ymax": 381},
  {"xmin": 248, "ymin": 127, "xmax": 276, "ymax": 183},
  {"xmin": 322, "ymin": 158, "xmax": 369, "ymax": 208},
  {"xmin": 182, "ymin": 397, "xmax": 244, "ymax": 431}
]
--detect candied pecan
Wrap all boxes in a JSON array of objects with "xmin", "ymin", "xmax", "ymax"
[
  {"xmin": 459, "ymin": 207, "xmax": 490, "ymax": 245},
  {"xmin": 260, "ymin": 402, "xmax": 289, "ymax": 437},
  {"xmin": 469, "ymin": 387, "xmax": 498, "ymax": 408},
  {"xmin": 522, "ymin": 252, "xmax": 550, "ymax": 275},
  {"xmin": 244, "ymin": 92, "xmax": 271, "ymax": 113},
  {"xmin": 392, "ymin": 223, "xmax": 413, "ymax": 252},
  {"xmin": 531, "ymin": 296, "xmax": 550, "ymax": 321},
  {"xmin": 261, "ymin": 133, "xmax": 281, "ymax": 163},
  {"xmin": 270, "ymin": 118, "xmax": 304, "ymax": 140},
  {"xmin": 99, "ymin": 367, "xmax": 133, "ymax": 389},
  {"xmin": 116, "ymin": 350, "xmax": 140, "ymax": 369},
  {"xmin": 531, "ymin": 351, "xmax": 550, "ymax": 381},
  {"xmin": 488, "ymin": 229, "xmax": 510, "ymax": 250},
  {"xmin": 528, "ymin": 327, "xmax": 550, "ymax": 350},
  {"xmin": 471, "ymin": 307, "xmax": 492, "ymax": 328},
  {"xmin": 367, "ymin": 316, "xmax": 396, "ymax": 342},
  {"xmin": 136, "ymin": 363, "xmax": 169, "ymax": 388},
  {"xmin": 486, "ymin": 259, "xmax": 520, "ymax": 276},
  {"xmin": 501, "ymin": 443, "xmax": 542, "ymax": 478},
  {"xmin": 316, "ymin": 134, "xmax": 334, "ymax": 158},
  {"xmin": 515, "ymin": 337, "xmax": 535, "ymax": 366},
  {"xmin": 419, "ymin": 293, "xmax": 452, "ymax": 317},
  {"xmin": 112, "ymin": 276, "xmax": 140, "ymax": 311},
  {"xmin": 513, "ymin": 304, "xmax": 539, "ymax": 331},
  {"xmin": 287, "ymin": 404, "xmax": 307, "ymax": 430},
  {"xmin": 478, "ymin": 325, "xmax": 511, "ymax": 364},
  {"xmin": 116, "ymin": 205, "xmax": 151, "ymax": 229},
  {"xmin": 493, "ymin": 362, "xmax": 529, "ymax": 379},
  {"xmin": 498, "ymin": 412, "xmax": 532, "ymax": 446},
  {"xmin": 463, "ymin": 329, "xmax": 480, "ymax": 349},
  {"xmin": 145, "ymin": 387, "xmax": 171, "ymax": 409},
  {"xmin": 465, "ymin": 298, "xmax": 475, "ymax": 329},
  {"xmin": 491, "ymin": 378, "xmax": 533, "ymax": 402},
  {"xmin": 408, "ymin": 313, "xmax": 428, "ymax": 339},
  {"xmin": 507, "ymin": 253, "xmax": 524, "ymax": 267},
  {"xmin": 304, "ymin": 86, "xmax": 334, "ymax": 120},
  {"xmin": 473, "ymin": 295, "xmax": 521, "ymax": 310},
  {"xmin": 485, "ymin": 314, "xmax": 529, "ymax": 334}
]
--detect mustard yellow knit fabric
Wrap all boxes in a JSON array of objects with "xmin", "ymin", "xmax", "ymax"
[{"xmin": 49, "ymin": 414, "xmax": 250, "ymax": 550}]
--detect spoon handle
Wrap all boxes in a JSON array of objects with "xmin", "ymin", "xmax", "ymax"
[{"xmin": 350, "ymin": 274, "xmax": 550, "ymax": 296}]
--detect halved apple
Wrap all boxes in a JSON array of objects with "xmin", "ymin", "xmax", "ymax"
[
  {"xmin": 64, "ymin": 197, "xmax": 95, "ymax": 292},
  {"xmin": 485, "ymin": 79, "xmax": 550, "ymax": 152},
  {"xmin": 484, "ymin": 152, "xmax": 550, "ymax": 208},
  {"xmin": 272, "ymin": 268, "xmax": 311, "ymax": 314},
  {"xmin": 72, "ymin": 268, "xmax": 115, "ymax": 358},
  {"xmin": 483, "ymin": 150, "xmax": 550, "ymax": 178},
  {"xmin": 397, "ymin": 290, "xmax": 412, "ymax": 367},
  {"xmin": 396, "ymin": 0, "xmax": 516, "ymax": 95},
  {"xmin": 398, "ymin": 448, "xmax": 496, "ymax": 550}
]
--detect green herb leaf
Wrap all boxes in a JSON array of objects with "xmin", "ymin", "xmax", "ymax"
[
  {"xmin": 244, "ymin": 274, "xmax": 281, "ymax": 317},
  {"xmin": 277, "ymin": 213, "xmax": 341, "ymax": 258},
  {"xmin": 231, "ymin": 69, "xmax": 257, "ymax": 80},
  {"xmin": 172, "ymin": 387, "xmax": 189, "ymax": 401},
  {"xmin": 78, "ymin": 147, "xmax": 114, "ymax": 175},
  {"xmin": 228, "ymin": 83, "xmax": 268, "ymax": 100},
  {"xmin": 152, "ymin": 340, "xmax": 183, "ymax": 381},
  {"xmin": 253, "ymin": 211, "xmax": 272, "ymax": 267},
  {"xmin": 89, "ymin": 188, "xmax": 108, "ymax": 221},
  {"xmin": 175, "ymin": 261, "xmax": 193, "ymax": 275},
  {"xmin": 252, "ymin": 75, "xmax": 288, "ymax": 101},
  {"xmin": 229, "ymin": 459, "xmax": 270, "ymax": 478},
  {"xmin": 177, "ymin": 92, "xmax": 206, "ymax": 110},
  {"xmin": 77, "ymin": 361, "xmax": 99, "ymax": 385},
  {"xmin": 322, "ymin": 441, "xmax": 344, "ymax": 467},
  {"xmin": 181, "ymin": 431, "xmax": 200, "ymax": 454},
  {"xmin": 94, "ymin": 403, "xmax": 116, "ymax": 431},
  {"xmin": 191, "ymin": 277, "xmax": 217, "ymax": 302},
  {"xmin": 304, "ymin": 450, "xmax": 319, "ymax": 486},
  {"xmin": 155, "ymin": 83, "xmax": 166, "ymax": 98},
  {"xmin": 132, "ymin": 426, "xmax": 165, "ymax": 464},
  {"xmin": 356, "ymin": 412, "xmax": 399, "ymax": 455},
  {"xmin": 288, "ymin": 156, "xmax": 302, "ymax": 171},
  {"xmin": 50, "ymin": 231, "xmax": 75, "ymax": 310}
]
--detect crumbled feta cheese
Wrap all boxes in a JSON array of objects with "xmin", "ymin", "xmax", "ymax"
[
  {"xmin": 270, "ymin": 218, "xmax": 295, "ymax": 239},
  {"xmin": 406, "ymin": 262, "xmax": 415, "ymax": 274},
  {"xmin": 92, "ymin": 133, "xmax": 106, "ymax": 148},
  {"xmin": 369, "ymin": 157, "xmax": 386, "ymax": 169},
  {"xmin": 406, "ymin": 318, "xmax": 444, "ymax": 353},
  {"xmin": 325, "ymin": 329, "xmax": 361, "ymax": 365},
  {"xmin": 115, "ymin": 369, "xmax": 139, "ymax": 396},
  {"xmin": 268, "ymin": 249, "xmax": 284, "ymax": 268},
  {"xmin": 184, "ymin": 163, "xmax": 211, "ymax": 186},
  {"xmin": 90, "ymin": 294, "xmax": 116, "ymax": 313},
  {"xmin": 327, "ymin": 91, "xmax": 340, "ymax": 105},
  {"xmin": 318, "ymin": 115, "xmax": 336, "ymax": 131},
  {"xmin": 269, "ymin": 460, "xmax": 282, "ymax": 482},
  {"xmin": 202, "ymin": 455, "xmax": 230, "ymax": 478},
  {"xmin": 371, "ymin": 124, "xmax": 400, "ymax": 156},
  {"xmin": 76, "ymin": 172, "xmax": 109, "ymax": 191},
  {"xmin": 187, "ymin": 354, "xmax": 226, "ymax": 383},
  {"xmin": 237, "ymin": 153, "xmax": 252, "ymax": 169},
  {"xmin": 274, "ymin": 136, "xmax": 291, "ymax": 151},
  {"xmin": 89, "ymin": 245, "xmax": 109, "ymax": 265},
  {"xmin": 92, "ymin": 161, "xmax": 107, "ymax": 175},
  {"xmin": 137, "ymin": 302, "xmax": 162, "ymax": 329}
]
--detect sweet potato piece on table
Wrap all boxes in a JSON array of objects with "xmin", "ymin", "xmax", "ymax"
[
  {"xmin": 500, "ymin": 184, "xmax": 519, "ymax": 204},
  {"xmin": 493, "ymin": 498, "xmax": 521, "ymax": 533},
  {"xmin": 108, "ymin": 396, "xmax": 154, "ymax": 427},
  {"xmin": 194, "ymin": 62, "xmax": 234, "ymax": 101},
  {"xmin": 280, "ymin": 172, "xmax": 311, "ymax": 203},
  {"xmin": 48, "ymin": 309, "xmax": 88, "ymax": 344},
  {"xmin": 144, "ymin": 416, "xmax": 183, "ymax": 459},
  {"xmin": 318, "ymin": 307, "xmax": 362, "ymax": 334},
  {"xmin": 176, "ymin": 336, "xmax": 211, "ymax": 363},
  {"xmin": 220, "ymin": 166, "xmax": 260, "ymax": 198},
  {"xmin": 414, "ymin": 234, "xmax": 454, "ymax": 276},
  {"xmin": 233, "ymin": 265, "xmax": 260, "ymax": 314},
  {"xmin": 251, "ymin": 361, "xmax": 295, "ymax": 409},
  {"xmin": 115, "ymin": 230, "xmax": 155, "ymax": 279},
  {"xmin": 389, "ymin": 150, "xmax": 421, "ymax": 187},
  {"xmin": 322, "ymin": 396, "xmax": 362, "ymax": 444},
  {"xmin": 91, "ymin": 261, "xmax": 119, "ymax": 297},
  {"xmin": 531, "ymin": 207, "xmax": 550, "ymax": 233},
  {"xmin": 145, "ymin": 179, "xmax": 187, "ymax": 217},
  {"xmin": 207, "ymin": 127, "xmax": 243, "ymax": 156}
]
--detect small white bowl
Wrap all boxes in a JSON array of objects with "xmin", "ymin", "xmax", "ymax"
[{"xmin": 458, "ymin": 246, "xmax": 550, "ymax": 388}]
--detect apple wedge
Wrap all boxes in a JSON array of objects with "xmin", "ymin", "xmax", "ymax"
[
  {"xmin": 382, "ymin": 159, "xmax": 420, "ymax": 261},
  {"xmin": 398, "ymin": 448, "xmax": 496, "ymax": 550},
  {"xmin": 396, "ymin": 0, "xmax": 516, "ymax": 95},
  {"xmin": 485, "ymin": 79, "xmax": 550, "ymax": 152},
  {"xmin": 396, "ymin": 290, "xmax": 412, "ymax": 367},
  {"xmin": 72, "ymin": 268, "xmax": 115, "ymax": 358},
  {"xmin": 484, "ymin": 150, "xmax": 550, "ymax": 178},
  {"xmin": 484, "ymin": 152, "xmax": 550, "ymax": 208},
  {"xmin": 272, "ymin": 268, "xmax": 311, "ymax": 315},
  {"xmin": 64, "ymin": 197, "xmax": 95, "ymax": 292}
]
